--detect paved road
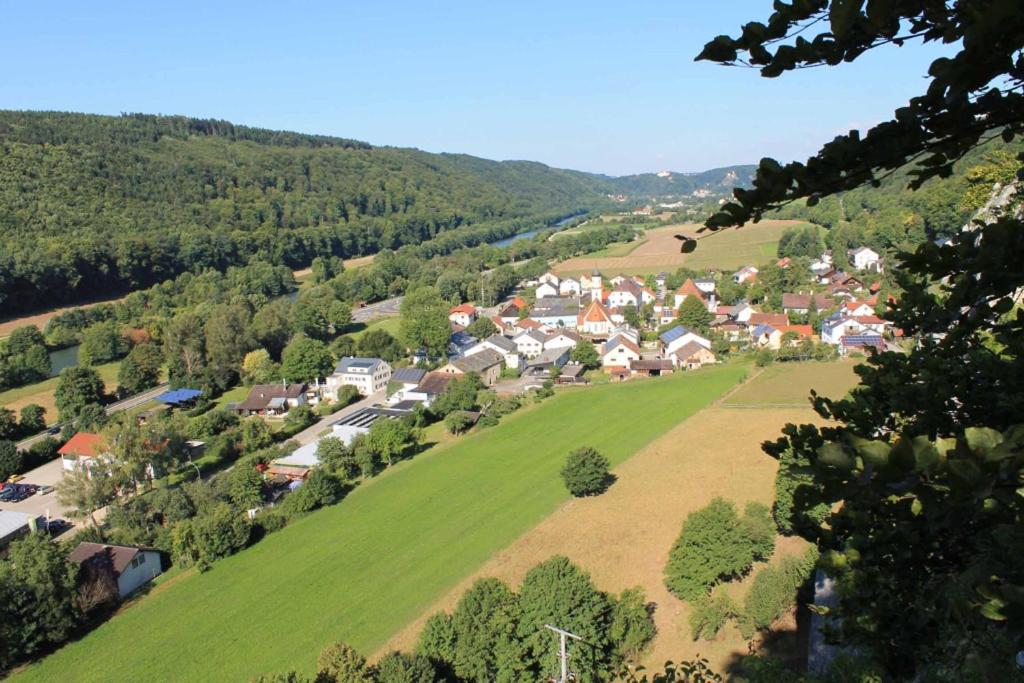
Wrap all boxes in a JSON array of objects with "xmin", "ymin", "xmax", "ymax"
[
  {"xmin": 15, "ymin": 383, "xmax": 171, "ymax": 452},
  {"xmin": 352, "ymin": 297, "xmax": 402, "ymax": 323},
  {"xmin": 292, "ymin": 390, "xmax": 386, "ymax": 445}
]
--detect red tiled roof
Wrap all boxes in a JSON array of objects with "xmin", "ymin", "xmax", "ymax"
[
  {"xmin": 853, "ymin": 315, "xmax": 886, "ymax": 325},
  {"xmin": 449, "ymin": 303, "xmax": 476, "ymax": 315},
  {"xmin": 58, "ymin": 432, "xmax": 105, "ymax": 458},
  {"xmin": 579, "ymin": 300, "xmax": 613, "ymax": 325},
  {"xmin": 748, "ymin": 312, "xmax": 789, "ymax": 327},
  {"xmin": 675, "ymin": 278, "xmax": 705, "ymax": 301},
  {"xmin": 776, "ymin": 324, "xmax": 814, "ymax": 338}
]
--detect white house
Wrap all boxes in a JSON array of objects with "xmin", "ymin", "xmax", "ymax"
[
  {"xmin": 609, "ymin": 324, "xmax": 641, "ymax": 345},
  {"xmin": 733, "ymin": 266, "xmax": 759, "ymax": 284},
  {"xmin": 820, "ymin": 313, "xmax": 881, "ymax": 345},
  {"xmin": 673, "ymin": 278, "xmax": 707, "ymax": 309},
  {"xmin": 849, "ymin": 247, "xmax": 882, "ymax": 272},
  {"xmin": 535, "ymin": 281, "xmax": 559, "ymax": 299},
  {"xmin": 538, "ymin": 271, "xmax": 561, "ymax": 287},
  {"xmin": 659, "ymin": 325, "xmax": 711, "ymax": 356},
  {"xmin": 601, "ymin": 335, "xmax": 642, "ymax": 368},
  {"xmin": 842, "ymin": 300, "xmax": 876, "ymax": 317},
  {"xmin": 513, "ymin": 329, "xmax": 546, "ymax": 358},
  {"xmin": 58, "ymin": 432, "xmax": 108, "ymax": 473},
  {"xmin": 328, "ymin": 357, "xmax": 392, "ymax": 397},
  {"xmin": 386, "ymin": 367, "xmax": 428, "ymax": 404},
  {"xmin": 448, "ymin": 304, "xmax": 477, "ymax": 327},
  {"xmin": 695, "ymin": 278, "xmax": 716, "ymax": 294},
  {"xmin": 466, "ymin": 333, "xmax": 521, "ymax": 369},
  {"xmin": 531, "ymin": 297, "xmax": 581, "ymax": 329},
  {"xmin": 69, "ymin": 543, "xmax": 164, "ymax": 599},
  {"xmin": 653, "ymin": 304, "xmax": 677, "ymax": 327},
  {"xmin": 543, "ymin": 330, "xmax": 580, "ymax": 351},
  {"xmin": 558, "ymin": 277, "xmax": 581, "ymax": 296}
]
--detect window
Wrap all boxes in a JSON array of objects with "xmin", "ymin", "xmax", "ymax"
[
  {"xmin": 130, "ymin": 557, "xmax": 139, "ymax": 569},
  {"xmin": 138, "ymin": 554, "xmax": 146, "ymax": 565}
]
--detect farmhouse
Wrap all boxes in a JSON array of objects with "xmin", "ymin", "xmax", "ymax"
[
  {"xmin": 629, "ymin": 359, "xmax": 675, "ymax": 377},
  {"xmin": 512, "ymin": 329, "xmax": 546, "ymax": 358},
  {"xmin": 234, "ymin": 383, "xmax": 308, "ymax": 417},
  {"xmin": 578, "ymin": 299, "xmax": 614, "ymax": 336},
  {"xmin": 328, "ymin": 357, "xmax": 392, "ymax": 398},
  {"xmin": 601, "ymin": 334, "xmax": 642, "ymax": 369},
  {"xmin": 440, "ymin": 348, "xmax": 504, "ymax": 385},
  {"xmin": 58, "ymin": 432, "xmax": 108, "ymax": 473},
  {"xmin": 659, "ymin": 325, "xmax": 711, "ymax": 357},
  {"xmin": 672, "ymin": 341, "xmax": 717, "ymax": 369},
  {"xmin": 466, "ymin": 333, "xmax": 520, "ymax": 369},
  {"xmin": 448, "ymin": 303, "xmax": 477, "ymax": 327},
  {"xmin": 403, "ymin": 372, "xmax": 453, "ymax": 406},
  {"xmin": 69, "ymin": 542, "xmax": 163, "ymax": 599}
]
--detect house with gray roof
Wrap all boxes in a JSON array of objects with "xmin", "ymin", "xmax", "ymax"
[
  {"xmin": 465, "ymin": 334, "xmax": 521, "ymax": 369},
  {"xmin": 327, "ymin": 357, "xmax": 392, "ymax": 398},
  {"xmin": 439, "ymin": 348, "xmax": 504, "ymax": 385}
]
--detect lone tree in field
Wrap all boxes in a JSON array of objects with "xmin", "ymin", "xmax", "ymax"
[
  {"xmin": 561, "ymin": 446, "xmax": 612, "ymax": 497},
  {"xmin": 664, "ymin": 498, "xmax": 774, "ymax": 602}
]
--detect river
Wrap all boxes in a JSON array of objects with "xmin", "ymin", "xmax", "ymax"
[{"xmin": 489, "ymin": 214, "xmax": 581, "ymax": 248}]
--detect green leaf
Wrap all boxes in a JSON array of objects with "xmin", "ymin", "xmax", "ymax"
[
  {"xmin": 911, "ymin": 498, "xmax": 923, "ymax": 516},
  {"xmin": 848, "ymin": 435, "xmax": 891, "ymax": 467},
  {"xmin": 910, "ymin": 435, "xmax": 939, "ymax": 471},
  {"xmin": 829, "ymin": 0, "xmax": 864, "ymax": 37},
  {"xmin": 965, "ymin": 427, "xmax": 1003, "ymax": 452}
]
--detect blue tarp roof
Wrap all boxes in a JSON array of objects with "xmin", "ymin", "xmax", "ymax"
[{"xmin": 156, "ymin": 388, "xmax": 203, "ymax": 405}]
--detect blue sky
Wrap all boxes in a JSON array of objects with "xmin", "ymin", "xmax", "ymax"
[{"xmin": 2, "ymin": 1, "xmax": 950, "ymax": 175}]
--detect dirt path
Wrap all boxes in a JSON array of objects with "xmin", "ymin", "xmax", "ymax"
[{"xmin": 376, "ymin": 405, "xmax": 820, "ymax": 671}]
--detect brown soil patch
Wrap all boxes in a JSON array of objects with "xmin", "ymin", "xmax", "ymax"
[{"xmin": 377, "ymin": 406, "xmax": 821, "ymax": 672}]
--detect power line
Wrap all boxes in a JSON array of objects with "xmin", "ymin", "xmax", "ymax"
[{"xmin": 544, "ymin": 624, "xmax": 583, "ymax": 683}]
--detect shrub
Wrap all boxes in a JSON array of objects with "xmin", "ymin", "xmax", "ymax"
[
  {"xmin": 375, "ymin": 651, "xmax": 437, "ymax": 683},
  {"xmin": 317, "ymin": 641, "xmax": 373, "ymax": 683},
  {"xmin": 475, "ymin": 415, "xmax": 499, "ymax": 429},
  {"xmin": 0, "ymin": 441, "xmax": 22, "ymax": 481},
  {"xmin": 281, "ymin": 470, "xmax": 344, "ymax": 515},
  {"xmin": 689, "ymin": 592, "xmax": 738, "ymax": 641},
  {"xmin": 282, "ymin": 405, "xmax": 317, "ymax": 433},
  {"xmin": 664, "ymin": 498, "xmax": 775, "ymax": 602},
  {"xmin": 560, "ymin": 446, "xmax": 612, "ymax": 497},
  {"xmin": 609, "ymin": 587, "xmax": 656, "ymax": 660},
  {"xmin": 739, "ymin": 547, "xmax": 819, "ymax": 638},
  {"xmin": 741, "ymin": 502, "xmax": 776, "ymax": 560},
  {"xmin": 171, "ymin": 503, "xmax": 251, "ymax": 571},
  {"xmin": 754, "ymin": 349, "xmax": 775, "ymax": 367},
  {"xmin": 255, "ymin": 510, "xmax": 289, "ymax": 535},
  {"xmin": 444, "ymin": 410, "xmax": 475, "ymax": 435}
]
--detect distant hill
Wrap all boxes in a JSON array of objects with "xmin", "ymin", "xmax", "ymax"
[
  {"xmin": 0, "ymin": 111, "xmax": 751, "ymax": 315},
  {"xmin": 601, "ymin": 165, "xmax": 758, "ymax": 198}
]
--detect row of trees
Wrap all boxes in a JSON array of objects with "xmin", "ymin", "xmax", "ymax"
[{"xmin": 254, "ymin": 556, "xmax": 655, "ymax": 683}]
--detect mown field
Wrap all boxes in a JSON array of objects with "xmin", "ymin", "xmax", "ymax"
[
  {"xmin": 384, "ymin": 360, "xmax": 861, "ymax": 672},
  {"xmin": 0, "ymin": 361, "xmax": 120, "ymax": 420},
  {"xmin": 554, "ymin": 220, "xmax": 816, "ymax": 276},
  {"xmin": 15, "ymin": 364, "xmax": 747, "ymax": 682},
  {"xmin": 722, "ymin": 360, "xmax": 859, "ymax": 406}
]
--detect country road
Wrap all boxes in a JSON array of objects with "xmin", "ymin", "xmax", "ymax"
[
  {"xmin": 352, "ymin": 296, "xmax": 402, "ymax": 323},
  {"xmin": 15, "ymin": 382, "xmax": 170, "ymax": 452}
]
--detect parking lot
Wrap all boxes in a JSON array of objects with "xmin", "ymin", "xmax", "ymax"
[{"xmin": 1, "ymin": 457, "xmax": 76, "ymax": 532}]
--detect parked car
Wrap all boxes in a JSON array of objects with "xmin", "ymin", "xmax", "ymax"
[
  {"xmin": 47, "ymin": 426, "xmax": 61, "ymax": 435},
  {"xmin": 37, "ymin": 485, "xmax": 54, "ymax": 496},
  {"xmin": 6, "ymin": 474, "xmax": 23, "ymax": 483},
  {"xmin": 45, "ymin": 519, "xmax": 72, "ymax": 536}
]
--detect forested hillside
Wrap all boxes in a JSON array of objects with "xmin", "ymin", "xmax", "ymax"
[
  {"xmin": 0, "ymin": 112, "xmax": 612, "ymax": 315},
  {"xmin": 772, "ymin": 137, "xmax": 1024, "ymax": 255}
]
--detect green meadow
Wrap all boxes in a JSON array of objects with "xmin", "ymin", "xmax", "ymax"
[{"xmin": 16, "ymin": 364, "xmax": 746, "ymax": 682}]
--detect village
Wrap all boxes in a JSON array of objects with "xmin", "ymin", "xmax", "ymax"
[{"xmin": 1, "ymin": 242, "xmax": 896, "ymax": 551}]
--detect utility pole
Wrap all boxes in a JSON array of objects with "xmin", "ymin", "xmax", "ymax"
[{"xmin": 544, "ymin": 624, "xmax": 582, "ymax": 683}]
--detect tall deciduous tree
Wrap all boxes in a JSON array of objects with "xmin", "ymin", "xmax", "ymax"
[
  {"xmin": 400, "ymin": 287, "xmax": 452, "ymax": 359},
  {"xmin": 54, "ymin": 366, "xmax": 106, "ymax": 422},
  {"xmin": 117, "ymin": 343, "xmax": 164, "ymax": 395},
  {"xmin": 280, "ymin": 335, "xmax": 334, "ymax": 383}
]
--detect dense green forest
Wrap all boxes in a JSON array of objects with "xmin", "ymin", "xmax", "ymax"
[{"xmin": 772, "ymin": 137, "xmax": 1024, "ymax": 257}]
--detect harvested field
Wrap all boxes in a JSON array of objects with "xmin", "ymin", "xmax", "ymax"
[
  {"xmin": 380, "ymin": 362, "xmax": 861, "ymax": 674},
  {"xmin": 723, "ymin": 359, "xmax": 860, "ymax": 407},
  {"xmin": 554, "ymin": 220, "xmax": 814, "ymax": 276}
]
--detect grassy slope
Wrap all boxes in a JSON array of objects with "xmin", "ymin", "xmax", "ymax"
[{"xmin": 16, "ymin": 364, "xmax": 746, "ymax": 682}]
